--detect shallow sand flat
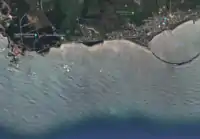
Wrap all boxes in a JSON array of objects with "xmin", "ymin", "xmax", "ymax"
[
  {"xmin": 149, "ymin": 19, "xmax": 200, "ymax": 64},
  {"xmin": 0, "ymin": 19, "xmax": 200, "ymax": 136}
]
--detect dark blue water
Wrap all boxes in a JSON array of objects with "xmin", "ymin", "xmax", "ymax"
[{"xmin": 1, "ymin": 117, "xmax": 200, "ymax": 139}]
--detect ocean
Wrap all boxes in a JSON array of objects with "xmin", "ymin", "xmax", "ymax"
[{"xmin": 0, "ymin": 20, "xmax": 200, "ymax": 139}]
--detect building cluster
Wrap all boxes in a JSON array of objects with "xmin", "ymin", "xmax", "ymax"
[{"xmin": 105, "ymin": 6, "xmax": 200, "ymax": 47}]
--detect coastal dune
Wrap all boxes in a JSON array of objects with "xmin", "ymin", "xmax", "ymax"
[{"xmin": 0, "ymin": 19, "xmax": 200, "ymax": 137}]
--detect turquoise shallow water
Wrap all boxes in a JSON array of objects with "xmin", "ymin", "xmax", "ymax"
[{"xmin": 0, "ymin": 19, "xmax": 200, "ymax": 138}]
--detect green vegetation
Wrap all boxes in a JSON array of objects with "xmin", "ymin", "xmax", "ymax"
[
  {"xmin": 41, "ymin": 0, "xmax": 200, "ymax": 35},
  {"xmin": 58, "ymin": 0, "xmax": 84, "ymax": 34}
]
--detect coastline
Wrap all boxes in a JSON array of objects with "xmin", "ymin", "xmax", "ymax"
[
  {"xmin": 103, "ymin": 9, "xmax": 200, "ymax": 48},
  {"xmin": 0, "ymin": 11, "xmax": 200, "ymax": 137},
  {"xmin": 48, "ymin": 17, "xmax": 200, "ymax": 66},
  {"xmin": 0, "ymin": 15, "xmax": 199, "ymax": 65},
  {"xmin": 57, "ymin": 17, "xmax": 200, "ymax": 51},
  {"xmin": 0, "ymin": 22, "xmax": 200, "ymax": 136},
  {"xmin": 0, "ymin": 2, "xmax": 200, "ymax": 137}
]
